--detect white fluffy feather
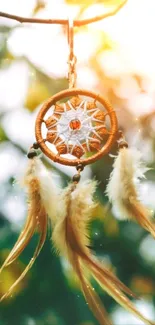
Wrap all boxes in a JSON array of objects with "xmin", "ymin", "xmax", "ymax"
[
  {"xmin": 106, "ymin": 147, "xmax": 155, "ymax": 237},
  {"xmin": 106, "ymin": 148, "xmax": 148, "ymax": 218},
  {"xmin": 33, "ymin": 158, "xmax": 59, "ymax": 224}
]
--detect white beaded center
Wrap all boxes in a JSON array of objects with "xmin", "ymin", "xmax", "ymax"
[{"xmin": 55, "ymin": 100, "xmax": 102, "ymax": 152}]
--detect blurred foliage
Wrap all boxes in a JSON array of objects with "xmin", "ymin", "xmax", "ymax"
[{"xmin": 0, "ymin": 1, "xmax": 155, "ymax": 325}]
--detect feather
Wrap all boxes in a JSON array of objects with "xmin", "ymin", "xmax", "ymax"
[
  {"xmin": 33, "ymin": 158, "xmax": 59, "ymax": 225},
  {"xmin": 106, "ymin": 147, "xmax": 155, "ymax": 238},
  {"xmin": 0, "ymin": 157, "xmax": 58, "ymax": 301},
  {"xmin": 52, "ymin": 180, "xmax": 154, "ymax": 325}
]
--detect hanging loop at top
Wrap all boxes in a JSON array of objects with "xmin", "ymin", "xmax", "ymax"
[
  {"xmin": 68, "ymin": 18, "xmax": 74, "ymax": 61},
  {"xmin": 67, "ymin": 18, "xmax": 77, "ymax": 88}
]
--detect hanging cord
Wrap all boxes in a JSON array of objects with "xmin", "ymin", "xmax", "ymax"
[
  {"xmin": 67, "ymin": 18, "xmax": 77, "ymax": 89},
  {"xmin": 0, "ymin": 0, "xmax": 127, "ymax": 26},
  {"xmin": 0, "ymin": 0, "xmax": 127, "ymax": 90}
]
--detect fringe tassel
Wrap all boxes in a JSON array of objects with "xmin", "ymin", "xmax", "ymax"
[
  {"xmin": 52, "ymin": 180, "xmax": 154, "ymax": 325},
  {"xmin": 106, "ymin": 147, "xmax": 155, "ymax": 238},
  {"xmin": 0, "ymin": 156, "xmax": 58, "ymax": 302}
]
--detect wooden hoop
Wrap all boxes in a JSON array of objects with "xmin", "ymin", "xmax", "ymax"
[{"xmin": 35, "ymin": 88, "xmax": 118, "ymax": 166}]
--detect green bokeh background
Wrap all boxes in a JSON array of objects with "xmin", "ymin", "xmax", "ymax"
[{"xmin": 0, "ymin": 1, "xmax": 155, "ymax": 324}]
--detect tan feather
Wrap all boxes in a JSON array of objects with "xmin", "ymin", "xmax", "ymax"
[
  {"xmin": 106, "ymin": 147, "xmax": 155, "ymax": 238},
  {"xmin": 73, "ymin": 255, "xmax": 112, "ymax": 325},
  {"xmin": 52, "ymin": 180, "xmax": 154, "ymax": 325},
  {"xmin": 0, "ymin": 157, "xmax": 49, "ymax": 301}
]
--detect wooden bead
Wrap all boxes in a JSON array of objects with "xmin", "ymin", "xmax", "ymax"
[
  {"xmin": 97, "ymin": 127, "xmax": 109, "ymax": 137},
  {"xmin": 33, "ymin": 142, "xmax": 40, "ymax": 149},
  {"xmin": 54, "ymin": 104, "xmax": 65, "ymax": 114},
  {"xmin": 76, "ymin": 163, "xmax": 84, "ymax": 171},
  {"xmin": 56, "ymin": 143, "xmax": 67, "ymax": 154},
  {"xmin": 27, "ymin": 149, "xmax": 37, "ymax": 159},
  {"xmin": 70, "ymin": 96, "xmax": 81, "ymax": 108},
  {"xmin": 86, "ymin": 101, "xmax": 97, "ymax": 110},
  {"xmin": 45, "ymin": 116, "xmax": 57, "ymax": 129},
  {"xmin": 73, "ymin": 174, "xmax": 81, "ymax": 183},
  {"xmin": 118, "ymin": 140, "xmax": 128, "ymax": 149},
  {"xmin": 69, "ymin": 119, "xmax": 81, "ymax": 130},
  {"xmin": 94, "ymin": 111, "xmax": 105, "ymax": 121},
  {"xmin": 72, "ymin": 145, "xmax": 84, "ymax": 158},
  {"xmin": 46, "ymin": 132, "xmax": 57, "ymax": 143}
]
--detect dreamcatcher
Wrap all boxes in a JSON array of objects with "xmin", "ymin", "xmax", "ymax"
[{"xmin": 0, "ymin": 3, "xmax": 155, "ymax": 325}]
